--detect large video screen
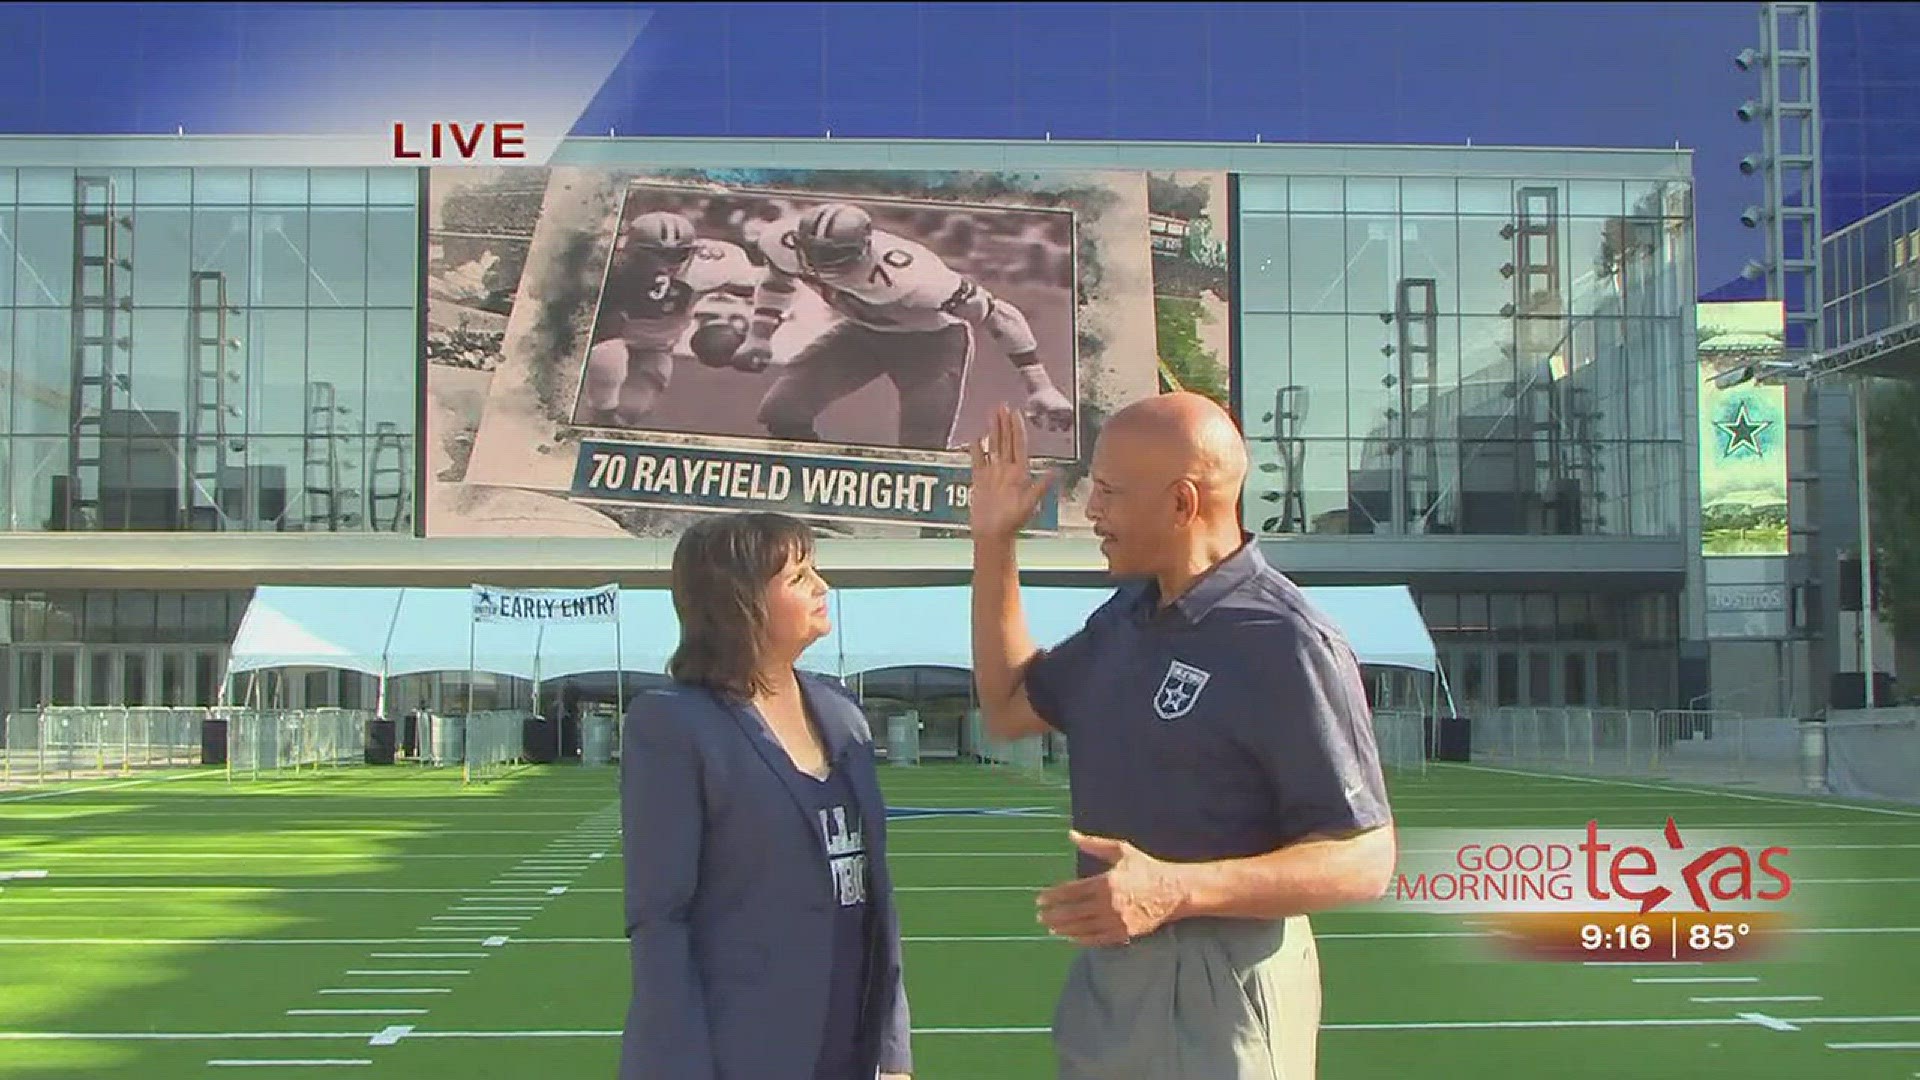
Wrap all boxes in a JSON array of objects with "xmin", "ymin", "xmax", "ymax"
[{"xmin": 423, "ymin": 167, "xmax": 1231, "ymax": 538}]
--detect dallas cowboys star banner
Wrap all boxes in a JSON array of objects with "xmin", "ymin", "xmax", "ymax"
[{"xmin": 470, "ymin": 584, "xmax": 620, "ymax": 625}]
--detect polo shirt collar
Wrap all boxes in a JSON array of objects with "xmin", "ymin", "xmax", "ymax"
[{"xmin": 1133, "ymin": 533, "xmax": 1266, "ymax": 626}]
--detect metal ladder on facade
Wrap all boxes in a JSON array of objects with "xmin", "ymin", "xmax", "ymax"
[
  {"xmin": 65, "ymin": 175, "xmax": 133, "ymax": 531},
  {"xmin": 185, "ymin": 270, "xmax": 238, "ymax": 530}
]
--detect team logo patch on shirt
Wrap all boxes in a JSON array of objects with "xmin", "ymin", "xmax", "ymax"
[{"xmin": 1153, "ymin": 659, "xmax": 1212, "ymax": 721}]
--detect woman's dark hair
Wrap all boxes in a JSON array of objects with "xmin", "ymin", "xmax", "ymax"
[{"xmin": 666, "ymin": 512, "xmax": 817, "ymax": 699}]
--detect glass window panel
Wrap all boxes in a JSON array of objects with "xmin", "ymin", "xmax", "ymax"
[
  {"xmin": 1558, "ymin": 594, "xmax": 1593, "ymax": 640},
  {"xmin": 127, "ymin": 307, "xmax": 192, "ymax": 435},
  {"xmin": 1865, "ymin": 281, "xmax": 1891, "ymax": 332},
  {"xmin": 48, "ymin": 651, "xmax": 77, "ymax": 705},
  {"xmin": 196, "ymin": 650, "xmax": 221, "ymax": 705},
  {"xmin": 89, "ymin": 649, "xmax": 115, "ymax": 704},
  {"xmin": 154, "ymin": 592, "xmax": 184, "ymax": 643},
  {"xmin": 1456, "ymin": 216, "xmax": 1515, "ymax": 315},
  {"xmin": 1525, "ymin": 593, "xmax": 1556, "ymax": 639},
  {"xmin": 1289, "ymin": 177, "xmax": 1343, "ymax": 213},
  {"xmin": 308, "ymin": 310, "xmax": 368, "ymax": 426},
  {"xmin": 116, "ymin": 591, "xmax": 156, "ymax": 640},
  {"xmin": 1457, "ymin": 316, "xmax": 1516, "ymax": 439},
  {"xmin": 13, "ymin": 650, "xmax": 41, "ymax": 708},
  {"xmin": 1567, "ymin": 217, "xmax": 1614, "ymax": 310},
  {"xmin": 1865, "ymin": 214, "xmax": 1892, "ymax": 285},
  {"xmin": 1400, "ymin": 178, "xmax": 1455, "ymax": 215},
  {"xmin": 1287, "ymin": 314, "xmax": 1348, "ymax": 438},
  {"xmin": 14, "ymin": 207, "xmax": 74, "ymax": 305},
  {"xmin": 248, "ymin": 168, "xmax": 307, "ymax": 205},
  {"xmin": 1569, "ymin": 180, "xmax": 1624, "ymax": 218},
  {"xmin": 120, "ymin": 651, "xmax": 147, "ymax": 703},
  {"xmin": 252, "ymin": 209, "xmax": 310, "ymax": 306},
  {"xmin": 1345, "ymin": 215, "xmax": 1396, "ymax": 317},
  {"xmin": 249, "ymin": 310, "xmax": 309, "ymax": 437},
  {"xmin": 307, "ymin": 206, "xmax": 368, "ymax": 307},
  {"xmin": 0, "ymin": 309, "xmax": 10, "ymax": 434},
  {"xmin": 190, "ymin": 208, "xmax": 251, "ymax": 287},
  {"xmin": 1245, "ymin": 436, "xmax": 1347, "ymax": 535},
  {"xmin": 1237, "ymin": 176, "xmax": 1286, "ymax": 213},
  {"xmin": 366, "ymin": 206, "xmax": 418, "ymax": 306},
  {"xmin": 1457, "ymin": 593, "xmax": 1490, "ymax": 634},
  {"xmin": 309, "ymin": 168, "xmax": 369, "ymax": 206},
  {"xmin": 135, "ymin": 168, "xmax": 193, "ymax": 205},
  {"xmin": 1347, "ymin": 313, "xmax": 1395, "ymax": 442},
  {"xmin": 365, "ymin": 307, "xmax": 417, "ymax": 431},
  {"xmin": 1595, "ymin": 650, "xmax": 1622, "ymax": 706},
  {"xmin": 1494, "ymin": 652, "xmax": 1520, "ymax": 706},
  {"xmin": 1345, "ymin": 437, "xmax": 1395, "ymax": 534},
  {"xmin": 368, "ymin": 168, "xmax": 421, "ymax": 206},
  {"xmin": 0, "ymin": 167, "xmax": 13, "ymax": 202},
  {"xmin": 1239, "ymin": 214, "xmax": 1289, "ymax": 312},
  {"xmin": 1401, "ymin": 217, "xmax": 1459, "ymax": 316},
  {"xmin": 1345, "ymin": 177, "xmax": 1398, "ymax": 214},
  {"xmin": 1288, "ymin": 215, "xmax": 1347, "ymax": 314},
  {"xmin": 130, "ymin": 207, "xmax": 193, "ymax": 307},
  {"xmin": 13, "ymin": 308, "xmax": 73, "ymax": 435},
  {"xmin": 1420, "ymin": 592, "xmax": 1462, "ymax": 632},
  {"xmin": 1527, "ymin": 650, "xmax": 1553, "ymax": 705},
  {"xmin": 193, "ymin": 169, "xmax": 252, "ymax": 205},
  {"xmin": 1241, "ymin": 313, "xmax": 1290, "ymax": 426},
  {"xmin": 1457, "ymin": 178, "xmax": 1511, "ymax": 215},
  {"xmin": 0, "ymin": 207, "xmax": 15, "ymax": 304},
  {"xmin": 1490, "ymin": 594, "xmax": 1524, "ymax": 639},
  {"xmin": 16, "ymin": 168, "xmax": 76, "ymax": 205}
]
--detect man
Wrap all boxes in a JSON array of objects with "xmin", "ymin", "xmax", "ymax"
[
  {"xmin": 577, "ymin": 209, "xmax": 759, "ymax": 427},
  {"xmin": 967, "ymin": 394, "xmax": 1397, "ymax": 1079},
  {"xmin": 730, "ymin": 201, "xmax": 1074, "ymax": 450}
]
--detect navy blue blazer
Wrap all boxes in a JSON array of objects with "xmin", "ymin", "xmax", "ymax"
[{"xmin": 619, "ymin": 672, "xmax": 912, "ymax": 1079}]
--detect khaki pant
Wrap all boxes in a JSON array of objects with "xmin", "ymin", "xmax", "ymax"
[{"xmin": 1053, "ymin": 915, "xmax": 1321, "ymax": 1080}]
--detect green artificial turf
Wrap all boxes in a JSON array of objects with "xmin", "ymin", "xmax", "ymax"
[{"xmin": 1, "ymin": 761, "xmax": 1917, "ymax": 1078}]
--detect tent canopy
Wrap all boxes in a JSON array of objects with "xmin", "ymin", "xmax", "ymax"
[{"xmin": 227, "ymin": 583, "xmax": 1438, "ymax": 684}]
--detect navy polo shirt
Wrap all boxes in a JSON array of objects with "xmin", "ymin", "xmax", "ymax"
[{"xmin": 1025, "ymin": 537, "xmax": 1393, "ymax": 878}]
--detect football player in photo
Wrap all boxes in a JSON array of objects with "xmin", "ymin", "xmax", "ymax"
[
  {"xmin": 730, "ymin": 201, "xmax": 1075, "ymax": 451},
  {"xmin": 577, "ymin": 209, "xmax": 760, "ymax": 427}
]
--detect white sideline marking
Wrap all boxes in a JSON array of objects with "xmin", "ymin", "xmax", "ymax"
[
  {"xmin": 318, "ymin": 988, "xmax": 451, "ymax": 995},
  {"xmin": 1585, "ymin": 961, "xmax": 1702, "ymax": 968},
  {"xmin": 368, "ymin": 1025, "xmax": 413, "ymax": 1047},
  {"xmin": 345, "ymin": 970, "xmax": 469, "ymax": 977},
  {"xmin": 1694, "ymin": 996, "xmax": 1823, "ymax": 1004},
  {"xmin": 591, "ymin": 853, "xmax": 606, "ymax": 860},
  {"xmin": 452, "ymin": 907, "xmax": 540, "ymax": 913},
  {"xmin": 1634, "ymin": 977, "xmax": 1759, "ymax": 985},
  {"xmin": 0, "ymin": 871, "xmax": 48, "ymax": 881},
  {"xmin": 547, "ymin": 887, "xmax": 567, "ymax": 896},
  {"xmin": 370, "ymin": 953, "xmax": 486, "ymax": 959},
  {"xmin": 0, "ymin": 772, "xmax": 200, "ymax": 802},
  {"xmin": 1827, "ymin": 1042, "xmax": 1920, "ymax": 1050},
  {"xmin": 212, "ymin": 1053, "xmax": 372, "ymax": 1060},
  {"xmin": 433, "ymin": 916, "xmax": 528, "ymax": 922},
  {"xmin": 1440, "ymin": 762, "xmax": 1920, "ymax": 819},
  {"xmin": 287, "ymin": 1010, "xmax": 425, "ymax": 1017},
  {"xmin": 1738, "ymin": 1012, "xmax": 1800, "ymax": 1032}
]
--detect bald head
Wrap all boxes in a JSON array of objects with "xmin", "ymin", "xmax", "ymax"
[{"xmin": 1101, "ymin": 392, "xmax": 1249, "ymax": 513}]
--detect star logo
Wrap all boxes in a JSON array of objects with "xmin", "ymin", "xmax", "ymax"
[
  {"xmin": 1715, "ymin": 402, "xmax": 1773, "ymax": 459},
  {"xmin": 1153, "ymin": 660, "xmax": 1212, "ymax": 721}
]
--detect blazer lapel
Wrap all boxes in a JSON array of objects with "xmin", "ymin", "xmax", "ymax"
[{"xmin": 714, "ymin": 692, "xmax": 829, "ymax": 863}]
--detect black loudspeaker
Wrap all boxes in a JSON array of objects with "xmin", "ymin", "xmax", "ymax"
[
  {"xmin": 1830, "ymin": 671, "xmax": 1898, "ymax": 709},
  {"xmin": 365, "ymin": 719, "xmax": 397, "ymax": 765},
  {"xmin": 200, "ymin": 719, "xmax": 228, "ymax": 766},
  {"xmin": 523, "ymin": 718, "xmax": 559, "ymax": 764},
  {"xmin": 1428, "ymin": 716, "xmax": 1473, "ymax": 762}
]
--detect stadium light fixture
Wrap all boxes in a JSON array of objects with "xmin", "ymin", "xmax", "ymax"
[
  {"xmin": 1736, "ymin": 99, "xmax": 1769, "ymax": 122},
  {"xmin": 1740, "ymin": 206, "xmax": 1770, "ymax": 228},
  {"xmin": 1734, "ymin": 48, "xmax": 1767, "ymax": 72},
  {"xmin": 1740, "ymin": 258, "xmax": 1771, "ymax": 281},
  {"xmin": 1740, "ymin": 154, "xmax": 1768, "ymax": 176}
]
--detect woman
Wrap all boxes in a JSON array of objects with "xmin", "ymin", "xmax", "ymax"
[{"xmin": 620, "ymin": 512, "xmax": 912, "ymax": 1080}]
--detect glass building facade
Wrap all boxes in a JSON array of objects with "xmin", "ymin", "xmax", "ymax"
[
  {"xmin": 1822, "ymin": 187, "xmax": 1920, "ymax": 350},
  {"xmin": 0, "ymin": 166, "xmax": 420, "ymax": 534},
  {"xmin": 0, "ymin": 142, "xmax": 1698, "ymax": 718},
  {"xmin": 1236, "ymin": 174, "xmax": 1693, "ymax": 539}
]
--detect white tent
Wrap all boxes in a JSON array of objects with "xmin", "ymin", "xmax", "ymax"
[{"xmin": 226, "ymin": 583, "xmax": 1439, "ymax": 707}]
